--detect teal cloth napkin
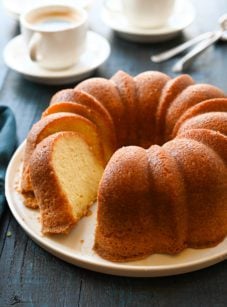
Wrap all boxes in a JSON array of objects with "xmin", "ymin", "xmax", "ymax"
[{"xmin": 0, "ymin": 106, "xmax": 17, "ymax": 218}]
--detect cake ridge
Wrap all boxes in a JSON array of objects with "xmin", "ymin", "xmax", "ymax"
[
  {"xmin": 75, "ymin": 77, "xmax": 125, "ymax": 146},
  {"xmin": 176, "ymin": 112, "xmax": 227, "ymax": 137},
  {"xmin": 111, "ymin": 70, "xmax": 138, "ymax": 146},
  {"xmin": 163, "ymin": 136, "xmax": 227, "ymax": 245},
  {"xmin": 172, "ymin": 98, "xmax": 227, "ymax": 138},
  {"xmin": 146, "ymin": 144, "xmax": 188, "ymax": 252},
  {"xmin": 156, "ymin": 74, "xmax": 195, "ymax": 144},
  {"xmin": 177, "ymin": 128, "xmax": 227, "ymax": 165},
  {"xmin": 134, "ymin": 71, "xmax": 170, "ymax": 147},
  {"xmin": 164, "ymin": 83, "xmax": 225, "ymax": 140}
]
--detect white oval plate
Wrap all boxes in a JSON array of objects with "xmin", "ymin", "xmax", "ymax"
[
  {"xmin": 101, "ymin": 0, "xmax": 195, "ymax": 42},
  {"xmin": 3, "ymin": 0, "xmax": 93, "ymax": 19},
  {"xmin": 5, "ymin": 142, "xmax": 227, "ymax": 277},
  {"xmin": 3, "ymin": 32, "xmax": 110, "ymax": 85}
]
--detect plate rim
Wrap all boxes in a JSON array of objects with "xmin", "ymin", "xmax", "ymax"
[
  {"xmin": 5, "ymin": 141, "xmax": 227, "ymax": 277},
  {"xmin": 101, "ymin": 0, "xmax": 195, "ymax": 37},
  {"xmin": 3, "ymin": 31, "xmax": 110, "ymax": 81}
]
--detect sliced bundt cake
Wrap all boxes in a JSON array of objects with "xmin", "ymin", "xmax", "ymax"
[{"xmin": 20, "ymin": 71, "xmax": 227, "ymax": 262}]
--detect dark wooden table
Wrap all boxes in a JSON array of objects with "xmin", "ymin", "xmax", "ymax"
[{"xmin": 1, "ymin": 0, "xmax": 226, "ymax": 306}]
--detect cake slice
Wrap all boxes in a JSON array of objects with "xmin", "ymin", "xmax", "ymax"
[
  {"xmin": 30, "ymin": 131, "xmax": 104, "ymax": 234},
  {"xmin": 21, "ymin": 112, "xmax": 103, "ymax": 199},
  {"xmin": 42, "ymin": 100, "xmax": 116, "ymax": 162},
  {"xmin": 49, "ymin": 89, "xmax": 117, "ymax": 160}
]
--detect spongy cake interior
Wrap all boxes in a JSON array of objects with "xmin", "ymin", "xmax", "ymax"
[{"xmin": 52, "ymin": 134, "xmax": 104, "ymax": 219}]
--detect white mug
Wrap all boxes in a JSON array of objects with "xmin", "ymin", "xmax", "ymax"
[
  {"xmin": 106, "ymin": 0, "xmax": 176, "ymax": 29},
  {"xmin": 20, "ymin": 5, "xmax": 88, "ymax": 70}
]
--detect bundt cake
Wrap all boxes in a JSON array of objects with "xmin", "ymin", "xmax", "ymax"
[{"xmin": 20, "ymin": 70, "xmax": 227, "ymax": 262}]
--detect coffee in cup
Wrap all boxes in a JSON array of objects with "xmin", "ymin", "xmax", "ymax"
[{"xmin": 20, "ymin": 5, "xmax": 88, "ymax": 70}]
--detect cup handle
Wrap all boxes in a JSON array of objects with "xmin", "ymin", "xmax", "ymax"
[{"xmin": 28, "ymin": 32, "xmax": 42, "ymax": 62}]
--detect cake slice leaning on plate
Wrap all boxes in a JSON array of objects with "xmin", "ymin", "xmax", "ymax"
[{"xmin": 29, "ymin": 131, "xmax": 104, "ymax": 234}]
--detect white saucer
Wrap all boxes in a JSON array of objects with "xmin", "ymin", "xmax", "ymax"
[
  {"xmin": 3, "ymin": 0, "xmax": 93, "ymax": 20},
  {"xmin": 5, "ymin": 142, "xmax": 227, "ymax": 277},
  {"xmin": 101, "ymin": 0, "xmax": 196, "ymax": 43},
  {"xmin": 3, "ymin": 31, "xmax": 110, "ymax": 85}
]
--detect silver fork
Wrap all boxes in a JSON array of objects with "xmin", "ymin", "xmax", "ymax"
[
  {"xmin": 151, "ymin": 31, "xmax": 214, "ymax": 63},
  {"xmin": 172, "ymin": 30, "xmax": 223, "ymax": 72},
  {"xmin": 151, "ymin": 14, "xmax": 227, "ymax": 72}
]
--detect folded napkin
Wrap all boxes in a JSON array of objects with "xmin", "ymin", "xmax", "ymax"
[{"xmin": 0, "ymin": 106, "xmax": 17, "ymax": 218}]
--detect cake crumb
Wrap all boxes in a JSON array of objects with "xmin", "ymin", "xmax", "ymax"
[
  {"xmin": 86, "ymin": 209, "xmax": 92, "ymax": 217},
  {"xmin": 80, "ymin": 239, "xmax": 84, "ymax": 244},
  {"xmin": 15, "ymin": 186, "xmax": 21, "ymax": 193},
  {"xmin": 21, "ymin": 192, "xmax": 38, "ymax": 209}
]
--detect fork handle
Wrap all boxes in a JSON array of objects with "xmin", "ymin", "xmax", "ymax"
[
  {"xmin": 151, "ymin": 31, "xmax": 214, "ymax": 63},
  {"xmin": 172, "ymin": 31, "xmax": 222, "ymax": 72}
]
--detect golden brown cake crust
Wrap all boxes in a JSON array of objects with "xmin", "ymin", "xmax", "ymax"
[
  {"xmin": 111, "ymin": 71, "xmax": 138, "ymax": 145},
  {"xmin": 94, "ymin": 145, "xmax": 189, "ymax": 261},
  {"xmin": 21, "ymin": 112, "xmax": 103, "ymax": 197},
  {"xmin": 172, "ymin": 98, "xmax": 227, "ymax": 137},
  {"xmin": 49, "ymin": 89, "xmax": 117, "ymax": 159},
  {"xmin": 50, "ymin": 89, "xmax": 75, "ymax": 105},
  {"xmin": 75, "ymin": 78, "xmax": 125, "ymax": 146},
  {"xmin": 164, "ymin": 137, "xmax": 227, "ymax": 247},
  {"xmin": 21, "ymin": 70, "xmax": 227, "ymax": 262},
  {"xmin": 157, "ymin": 74, "xmax": 195, "ymax": 142},
  {"xmin": 42, "ymin": 100, "xmax": 116, "ymax": 162},
  {"xmin": 164, "ymin": 84, "xmax": 224, "ymax": 139},
  {"xmin": 177, "ymin": 128, "xmax": 227, "ymax": 164},
  {"xmin": 177, "ymin": 112, "xmax": 227, "ymax": 136},
  {"xmin": 30, "ymin": 132, "xmax": 78, "ymax": 234},
  {"xmin": 134, "ymin": 71, "xmax": 170, "ymax": 147}
]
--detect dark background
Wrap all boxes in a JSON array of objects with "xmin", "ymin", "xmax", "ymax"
[{"xmin": 0, "ymin": 0, "xmax": 226, "ymax": 306}]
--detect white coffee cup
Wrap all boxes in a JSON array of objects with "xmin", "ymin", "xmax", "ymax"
[
  {"xmin": 20, "ymin": 5, "xmax": 88, "ymax": 70},
  {"xmin": 106, "ymin": 0, "xmax": 176, "ymax": 29}
]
